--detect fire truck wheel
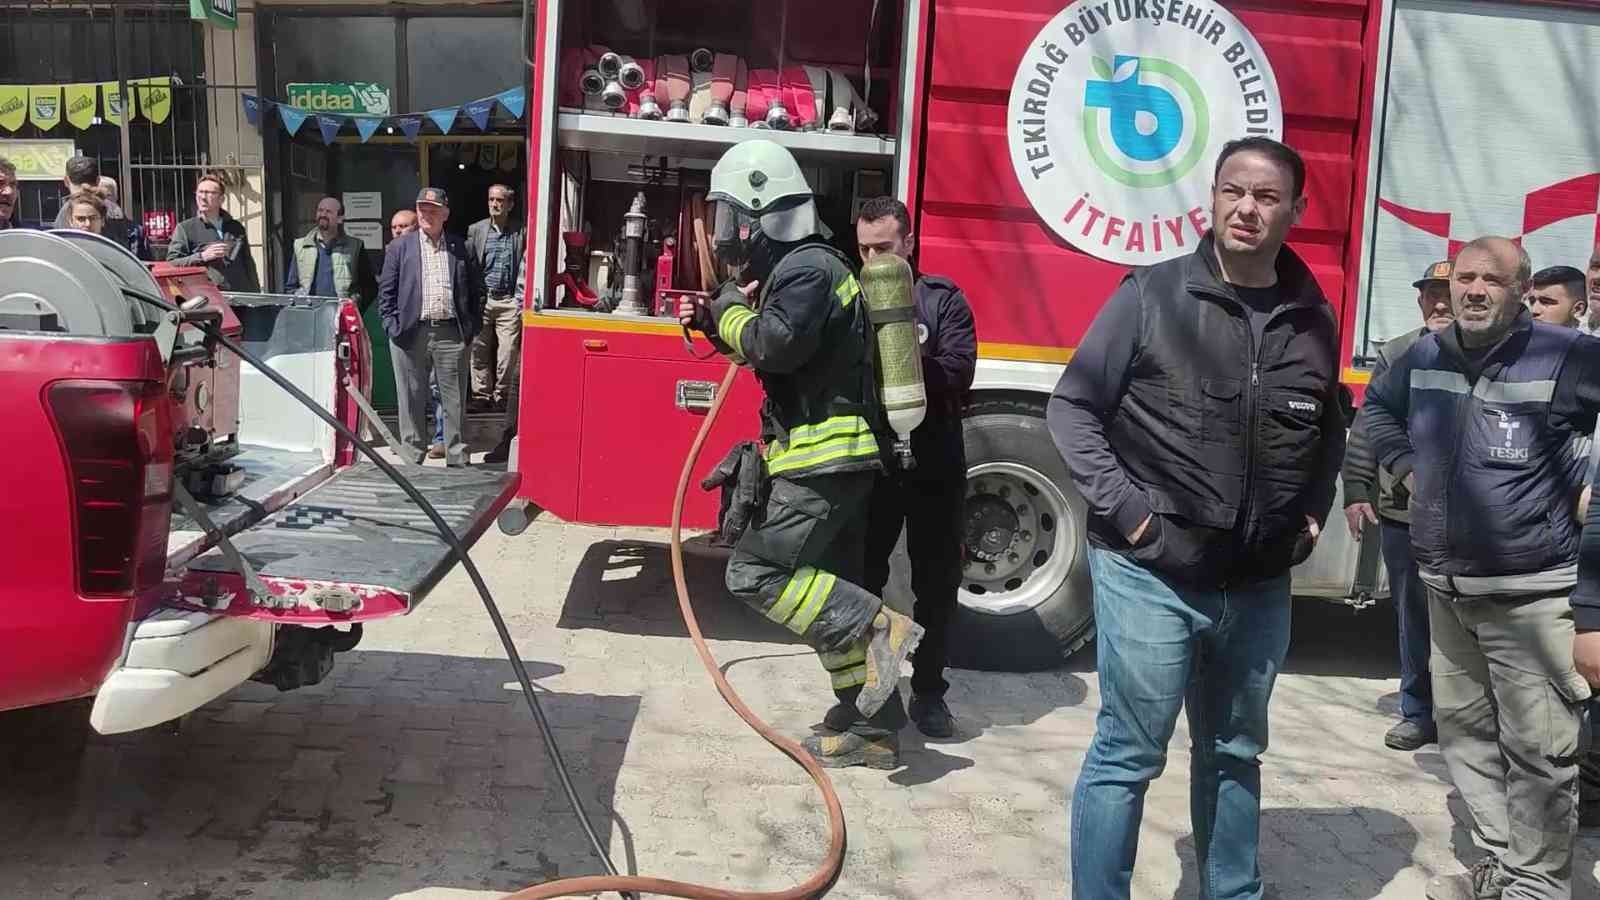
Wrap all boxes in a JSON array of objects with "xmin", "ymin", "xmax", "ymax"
[{"xmin": 948, "ymin": 396, "xmax": 1094, "ymax": 671}]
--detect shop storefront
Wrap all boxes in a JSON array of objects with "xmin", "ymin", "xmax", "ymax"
[
  {"xmin": 0, "ymin": 0, "xmax": 258, "ymax": 261},
  {"xmin": 253, "ymin": 2, "xmax": 529, "ymax": 406}
]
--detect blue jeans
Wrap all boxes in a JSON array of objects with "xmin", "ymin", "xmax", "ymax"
[
  {"xmin": 1071, "ymin": 549, "xmax": 1292, "ymax": 900},
  {"xmin": 1379, "ymin": 520, "xmax": 1432, "ymax": 725}
]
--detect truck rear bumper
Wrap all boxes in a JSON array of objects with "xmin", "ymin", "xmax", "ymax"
[{"xmin": 90, "ymin": 609, "xmax": 272, "ymax": 735}]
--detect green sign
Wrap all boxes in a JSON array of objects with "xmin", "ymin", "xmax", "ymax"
[
  {"xmin": 189, "ymin": 0, "xmax": 237, "ymax": 30},
  {"xmin": 285, "ymin": 83, "xmax": 392, "ymax": 116}
]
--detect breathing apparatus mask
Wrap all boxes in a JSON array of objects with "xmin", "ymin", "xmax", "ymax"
[
  {"xmin": 706, "ymin": 138, "xmax": 827, "ymax": 288},
  {"xmin": 709, "ymin": 193, "xmax": 827, "ymax": 287}
]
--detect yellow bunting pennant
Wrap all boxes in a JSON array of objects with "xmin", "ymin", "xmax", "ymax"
[
  {"xmin": 64, "ymin": 84, "xmax": 97, "ymax": 130},
  {"xmin": 100, "ymin": 82, "xmax": 135, "ymax": 126},
  {"xmin": 133, "ymin": 77, "xmax": 173, "ymax": 125},
  {"xmin": 0, "ymin": 87, "xmax": 26, "ymax": 133},
  {"xmin": 29, "ymin": 85, "xmax": 62, "ymax": 131}
]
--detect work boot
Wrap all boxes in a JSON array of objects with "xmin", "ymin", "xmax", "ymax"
[
  {"xmin": 1426, "ymin": 855, "xmax": 1505, "ymax": 900},
  {"xmin": 1385, "ymin": 718, "xmax": 1437, "ymax": 751},
  {"xmin": 801, "ymin": 731, "xmax": 899, "ymax": 770},
  {"xmin": 857, "ymin": 607, "xmax": 923, "ymax": 720},
  {"xmin": 909, "ymin": 694, "xmax": 956, "ymax": 738},
  {"xmin": 484, "ymin": 437, "xmax": 511, "ymax": 464}
]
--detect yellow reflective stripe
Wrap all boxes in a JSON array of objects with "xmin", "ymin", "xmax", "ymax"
[
  {"xmin": 830, "ymin": 664, "xmax": 868, "ymax": 690},
  {"xmin": 768, "ymin": 566, "xmax": 816, "ymax": 626},
  {"xmin": 835, "ymin": 274, "xmax": 861, "ymax": 308},
  {"xmin": 766, "ymin": 433, "xmax": 881, "ymax": 475},
  {"xmin": 718, "ymin": 305, "xmax": 757, "ymax": 356},
  {"xmin": 819, "ymin": 643, "xmax": 867, "ymax": 671},
  {"xmin": 783, "ymin": 415, "xmax": 871, "ymax": 447},
  {"xmin": 787, "ymin": 571, "xmax": 836, "ymax": 635}
]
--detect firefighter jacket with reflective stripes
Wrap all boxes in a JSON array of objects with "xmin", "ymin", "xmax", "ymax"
[
  {"xmin": 711, "ymin": 241, "xmax": 884, "ymax": 479},
  {"xmin": 1363, "ymin": 307, "xmax": 1600, "ymax": 598}
]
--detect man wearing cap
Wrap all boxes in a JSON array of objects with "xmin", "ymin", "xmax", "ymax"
[
  {"xmin": 377, "ymin": 187, "xmax": 484, "ymax": 467},
  {"xmin": 1342, "ymin": 260, "xmax": 1454, "ymax": 752}
]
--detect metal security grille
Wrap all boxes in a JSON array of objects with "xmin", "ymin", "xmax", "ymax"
[{"xmin": 0, "ymin": 0, "xmax": 252, "ymax": 254}]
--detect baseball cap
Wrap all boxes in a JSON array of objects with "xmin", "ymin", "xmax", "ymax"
[
  {"xmin": 1412, "ymin": 260, "xmax": 1451, "ymax": 288},
  {"xmin": 416, "ymin": 187, "xmax": 449, "ymax": 208}
]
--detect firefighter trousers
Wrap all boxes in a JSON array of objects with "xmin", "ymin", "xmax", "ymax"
[{"xmin": 725, "ymin": 469, "xmax": 905, "ymax": 738}]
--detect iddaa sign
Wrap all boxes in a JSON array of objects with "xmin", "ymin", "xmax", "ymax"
[{"xmin": 285, "ymin": 83, "xmax": 391, "ymax": 116}]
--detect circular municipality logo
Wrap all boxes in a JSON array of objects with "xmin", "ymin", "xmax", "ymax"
[{"xmin": 1008, "ymin": 1, "xmax": 1282, "ymax": 266}]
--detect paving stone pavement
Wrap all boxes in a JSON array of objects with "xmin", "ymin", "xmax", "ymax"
[{"xmin": 5, "ymin": 515, "xmax": 1600, "ymax": 899}]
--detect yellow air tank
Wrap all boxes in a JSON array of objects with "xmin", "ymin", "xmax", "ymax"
[{"xmin": 860, "ymin": 253, "xmax": 927, "ymax": 469}]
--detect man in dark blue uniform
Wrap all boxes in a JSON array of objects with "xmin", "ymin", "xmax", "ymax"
[{"xmin": 833, "ymin": 196, "xmax": 976, "ymax": 739}]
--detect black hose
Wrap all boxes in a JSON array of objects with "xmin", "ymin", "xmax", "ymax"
[{"xmin": 125, "ymin": 288, "xmax": 637, "ymax": 900}]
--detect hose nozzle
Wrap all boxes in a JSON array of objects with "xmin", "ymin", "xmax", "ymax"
[
  {"xmin": 579, "ymin": 67, "xmax": 606, "ymax": 97},
  {"xmin": 597, "ymin": 51, "xmax": 623, "ymax": 80},
  {"xmin": 690, "ymin": 48, "xmax": 715, "ymax": 72},
  {"xmin": 601, "ymin": 80, "xmax": 627, "ymax": 110}
]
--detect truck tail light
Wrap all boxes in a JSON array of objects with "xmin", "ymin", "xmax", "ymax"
[{"xmin": 46, "ymin": 380, "xmax": 173, "ymax": 596}]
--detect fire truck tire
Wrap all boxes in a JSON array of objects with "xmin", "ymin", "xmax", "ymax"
[{"xmin": 947, "ymin": 396, "xmax": 1094, "ymax": 671}]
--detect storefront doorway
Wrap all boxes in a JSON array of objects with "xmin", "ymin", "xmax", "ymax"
[
  {"xmin": 422, "ymin": 137, "xmax": 526, "ymax": 238},
  {"xmin": 279, "ymin": 135, "xmax": 525, "ymax": 410},
  {"xmin": 256, "ymin": 4, "xmax": 529, "ymax": 411}
]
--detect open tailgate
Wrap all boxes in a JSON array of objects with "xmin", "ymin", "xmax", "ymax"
[{"xmin": 171, "ymin": 464, "xmax": 519, "ymax": 623}]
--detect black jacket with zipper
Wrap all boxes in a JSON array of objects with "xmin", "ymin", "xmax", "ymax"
[
  {"xmin": 902, "ymin": 273, "xmax": 977, "ymax": 476},
  {"xmin": 1047, "ymin": 232, "xmax": 1345, "ymax": 587}
]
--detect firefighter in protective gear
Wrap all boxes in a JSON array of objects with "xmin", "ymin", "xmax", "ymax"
[{"xmin": 678, "ymin": 139, "xmax": 924, "ymax": 770}]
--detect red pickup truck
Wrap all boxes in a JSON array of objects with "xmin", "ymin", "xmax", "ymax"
[{"xmin": 0, "ymin": 229, "xmax": 517, "ymax": 742}]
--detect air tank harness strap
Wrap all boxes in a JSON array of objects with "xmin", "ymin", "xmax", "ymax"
[{"xmin": 865, "ymin": 305, "xmax": 915, "ymax": 325}]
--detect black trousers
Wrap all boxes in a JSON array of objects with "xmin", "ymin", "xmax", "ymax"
[{"xmin": 863, "ymin": 464, "xmax": 965, "ymax": 698}]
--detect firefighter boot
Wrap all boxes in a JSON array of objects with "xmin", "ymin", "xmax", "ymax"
[
  {"xmin": 857, "ymin": 607, "xmax": 923, "ymax": 719},
  {"xmin": 801, "ymin": 730, "xmax": 900, "ymax": 770}
]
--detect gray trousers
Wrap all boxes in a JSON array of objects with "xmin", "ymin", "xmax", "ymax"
[
  {"xmin": 391, "ymin": 322, "xmax": 469, "ymax": 466},
  {"xmin": 1429, "ymin": 587, "xmax": 1593, "ymax": 900}
]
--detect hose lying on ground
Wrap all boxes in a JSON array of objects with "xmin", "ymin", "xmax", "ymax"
[{"xmin": 504, "ymin": 360, "xmax": 848, "ymax": 899}]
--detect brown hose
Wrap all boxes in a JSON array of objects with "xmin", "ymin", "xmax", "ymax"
[{"xmin": 505, "ymin": 360, "xmax": 848, "ymax": 900}]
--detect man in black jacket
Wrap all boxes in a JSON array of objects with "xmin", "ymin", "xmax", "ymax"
[
  {"xmin": 840, "ymin": 196, "xmax": 977, "ymax": 740},
  {"xmin": 166, "ymin": 173, "xmax": 260, "ymax": 292},
  {"xmin": 1342, "ymin": 260, "xmax": 1454, "ymax": 753},
  {"xmin": 1049, "ymin": 137, "xmax": 1344, "ymax": 900},
  {"xmin": 1365, "ymin": 236, "xmax": 1600, "ymax": 900}
]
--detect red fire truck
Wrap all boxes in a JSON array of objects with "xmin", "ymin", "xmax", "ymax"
[{"xmin": 504, "ymin": 0, "xmax": 1600, "ymax": 670}]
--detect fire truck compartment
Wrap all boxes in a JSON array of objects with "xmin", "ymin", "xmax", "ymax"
[{"xmin": 175, "ymin": 463, "xmax": 519, "ymax": 623}]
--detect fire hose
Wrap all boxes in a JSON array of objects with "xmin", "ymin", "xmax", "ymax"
[
  {"xmin": 503, "ymin": 360, "xmax": 847, "ymax": 900},
  {"xmin": 127, "ymin": 284, "xmax": 847, "ymax": 899}
]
